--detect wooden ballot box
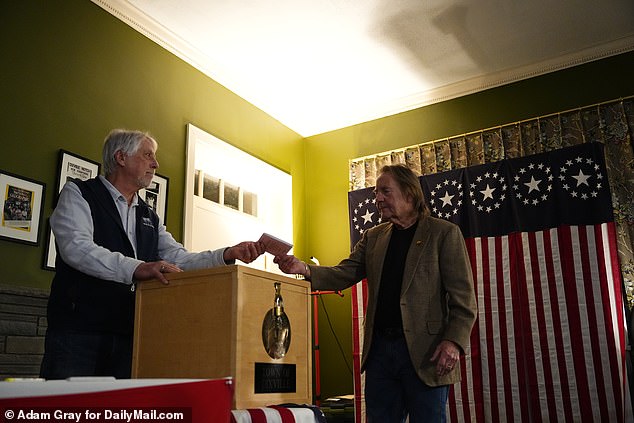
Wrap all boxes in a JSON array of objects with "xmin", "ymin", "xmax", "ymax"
[{"xmin": 132, "ymin": 265, "xmax": 312, "ymax": 409}]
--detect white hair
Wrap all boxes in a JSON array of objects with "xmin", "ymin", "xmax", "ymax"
[{"xmin": 102, "ymin": 129, "xmax": 157, "ymax": 176}]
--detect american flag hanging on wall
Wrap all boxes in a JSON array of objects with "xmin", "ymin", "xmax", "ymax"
[{"xmin": 348, "ymin": 142, "xmax": 632, "ymax": 422}]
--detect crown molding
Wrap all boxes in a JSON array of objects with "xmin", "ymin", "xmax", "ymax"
[
  {"xmin": 362, "ymin": 35, "xmax": 634, "ymax": 126},
  {"xmin": 91, "ymin": 0, "xmax": 634, "ymax": 136},
  {"xmin": 91, "ymin": 0, "xmax": 231, "ymax": 86}
]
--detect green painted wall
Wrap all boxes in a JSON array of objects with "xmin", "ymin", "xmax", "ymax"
[
  {"xmin": 2, "ymin": 0, "xmax": 633, "ymax": 404},
  {"xmin": 0, "ymin": 1, "xmax": 305, "ymax": 290},
  {"xmin": 303, "ymin": 51, "xmax": 634, "ymax": 398}
]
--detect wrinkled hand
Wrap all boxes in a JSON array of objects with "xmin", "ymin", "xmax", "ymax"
[
  {"xmin": 430, "ymin": 340, "xmax": 460, "ymax": 377},
  {"xmin": 224, "ymin": 241, "xmax": 265, "ymax": 264},
  {"xmin": 273, "ymin": 255, "xmax": 308, "ymax": 277},
  {"xmin": 133, "ymin": 260, "xmax": 182, "ymax": 285}
]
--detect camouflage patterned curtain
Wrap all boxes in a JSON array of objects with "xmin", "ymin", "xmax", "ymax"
[{"xmin": 349, "ymin": 97, "xmax": 634, "ymax": 309}]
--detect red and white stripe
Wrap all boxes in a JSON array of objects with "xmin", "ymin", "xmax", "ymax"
[
  {"xmin": 231, "ymin": 406, "xmax": 318, "ymax": 423},
  {"xmin": 353, "ymin": 223, "xmax": 631, "ymax": 422},
  {"xmin": 351, "ymin": 279, "xmax": 367, "ymax": 423}
]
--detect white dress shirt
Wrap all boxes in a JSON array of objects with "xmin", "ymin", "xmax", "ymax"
[{"xmin": 50, "ymin": 176, "xmax": 227, "ymax": 285}]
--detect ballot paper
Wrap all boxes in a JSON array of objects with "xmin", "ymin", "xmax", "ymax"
[{"xmin": 258, "ymin": 233, "xmax": 293, "ymax": 256}]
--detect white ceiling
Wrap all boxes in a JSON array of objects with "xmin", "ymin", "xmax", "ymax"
[{"xmin": 94, "ymin": 0, "xmax": 634, "ymax": 137}]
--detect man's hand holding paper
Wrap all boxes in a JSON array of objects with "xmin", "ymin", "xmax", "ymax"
[{"xmin": 258, "ymin": 233, "xmax": 293, "ymax": 256}]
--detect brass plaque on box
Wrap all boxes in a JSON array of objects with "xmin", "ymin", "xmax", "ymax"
[{"xmin": 254, "ymin": 363, "xmax": 296, "ymax": 393}]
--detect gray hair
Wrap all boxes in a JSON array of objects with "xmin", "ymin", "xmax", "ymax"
[{"xmin": 102, "ymin": 129, "xmax": 157, "ymax": 176}]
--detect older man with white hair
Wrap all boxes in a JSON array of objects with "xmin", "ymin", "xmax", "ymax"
[{"xmin": 40, "ymin": 129, "xmax": 264, "ymax": 380}]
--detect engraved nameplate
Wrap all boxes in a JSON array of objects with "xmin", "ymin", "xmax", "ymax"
[{"xmin": 254, "ymin": 362, "xmax": 296, "ymax": 393}]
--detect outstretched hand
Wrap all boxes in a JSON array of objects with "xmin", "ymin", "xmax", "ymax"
[
  {"xmin": 273, "ymin": 255, "xmax": 308, "ymax": 278},
  {"xmin": 224, "ymin": 241, "xmax": 265, "ymax": 264}
]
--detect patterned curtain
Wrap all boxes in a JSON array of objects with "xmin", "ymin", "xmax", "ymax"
[
  {"xmin": 349, "ymin": 97, "xmax": 634, "ymax": 310},
  {"xmin": 348, "ymin": 97, "xmax": 634, "ymax": 423}
]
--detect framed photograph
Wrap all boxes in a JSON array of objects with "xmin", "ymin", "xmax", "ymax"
[
  {"xmin": 56, "ymin": 150, "xmax": 101, "ymax": 196},
  {"xmin": 0, "ymin": 170, "xmax": 46, "ymax": 246},
  {"xmin": 139, "ymin": 173, "xmax": 169, "ymax": 224},
  {"xmin": 44, "ymin": 150, "xmax": 101, "ymax": 270}
]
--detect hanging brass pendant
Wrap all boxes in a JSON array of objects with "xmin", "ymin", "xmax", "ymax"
[{"xmin": 261, "ymin": 282, "xmax": 291, "ymax": 359}]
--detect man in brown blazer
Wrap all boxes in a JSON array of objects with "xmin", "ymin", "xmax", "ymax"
[{"xmin": 275, "ymin": 164, "xmax": 477, "ymax": 422}]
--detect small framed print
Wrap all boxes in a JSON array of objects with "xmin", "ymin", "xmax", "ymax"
[
  {"xmin": 56, "ymin": 150, "xmax": 101, "ymax": 197},
  {"xmin": 139, "ymin": 173, "xmax": 169, "ymax": 224},
  {"xmin": 44, "ymin": 150, "xmax": 101, "ymax": 270},
  {"xmin": 0, "ymin": 170, "xmax": 46, "ymax": 246}
]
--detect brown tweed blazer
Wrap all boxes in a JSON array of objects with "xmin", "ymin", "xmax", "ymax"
[{"xmin": 309, "ymin": 215, "xmax": 477, "ymax": 386}]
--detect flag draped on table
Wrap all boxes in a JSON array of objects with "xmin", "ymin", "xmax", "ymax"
[{"xmin": 348, "ymin": 142, "xmax": 631, "ymax": 423}]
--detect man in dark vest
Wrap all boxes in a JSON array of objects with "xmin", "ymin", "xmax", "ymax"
[{"xmin": 40, "ymin": 129, "xmax": 265, "ymax": 379}]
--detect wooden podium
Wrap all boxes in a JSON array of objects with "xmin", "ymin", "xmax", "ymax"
[{"xmin": 132, "ymin": 265, "xmax": 312, "ymax": 409}]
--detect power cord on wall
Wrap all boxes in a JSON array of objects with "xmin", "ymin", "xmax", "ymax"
[{"xmin": 319, "ymin": 295, "xmax": 353, "ymax": 376}]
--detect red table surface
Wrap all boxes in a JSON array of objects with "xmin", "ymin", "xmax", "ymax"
[{"xmin": 0, "ymin": 379, "xmax": 233, "ymax": 423}]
